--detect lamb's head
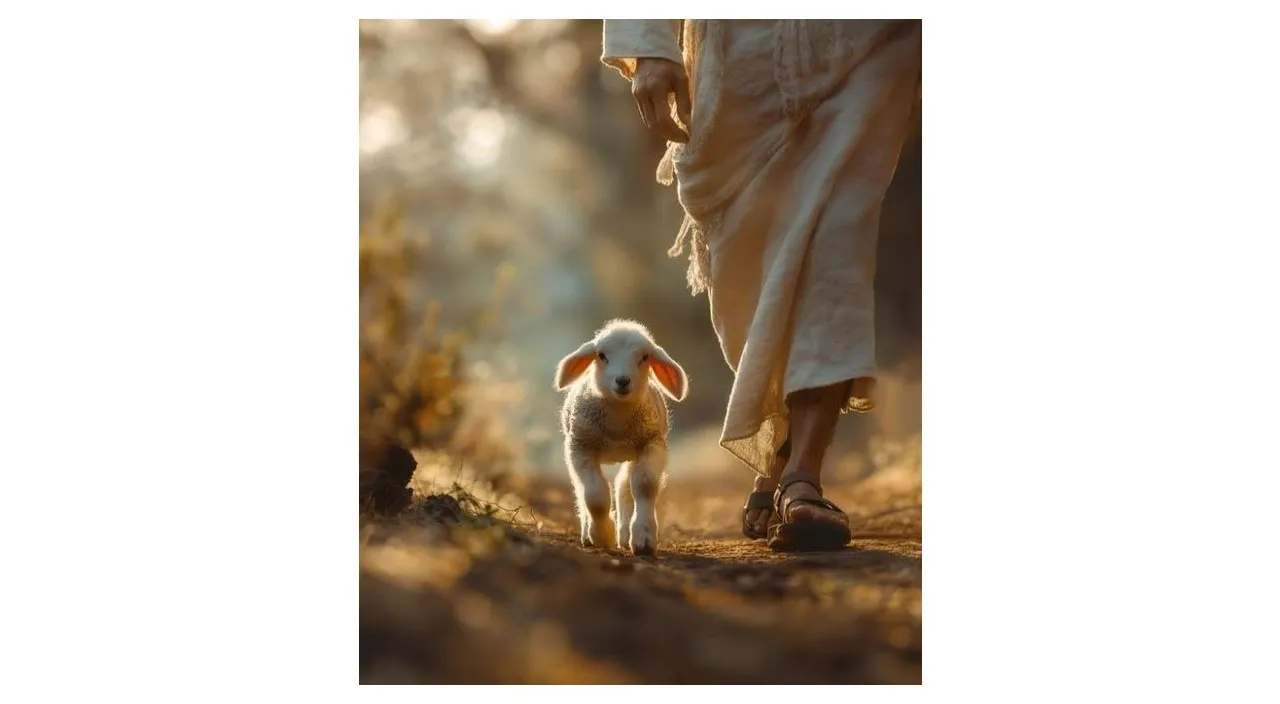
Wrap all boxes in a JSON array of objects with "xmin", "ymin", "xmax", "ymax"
[{"xmin": 554, "ymin": 319, "xmax": 688, "ymax": 403}]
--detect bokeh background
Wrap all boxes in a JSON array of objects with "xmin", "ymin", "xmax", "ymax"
[{"xmin": 359, "ymin": 19, "xmax": 921, "ymax": 487}]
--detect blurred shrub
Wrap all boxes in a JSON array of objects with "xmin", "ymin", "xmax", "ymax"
[
  {"xmin": 360, "ymin": 199, "xmax": 467, "ymax": 445},
  {"xmin": 359, "ymin": 198, "xmax": 468, "ymax": 516},
  {"xmin": 359, "ymin": 197, "xmax": 515, "ymax": 517}
]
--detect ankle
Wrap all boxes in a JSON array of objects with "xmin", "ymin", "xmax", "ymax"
[
  {"xmin": 779, "ymin": 465, "xmax": 821, "ymax": 492},
  {"xmin": 752, "ymin": 473, "xmax": 778, "ymax": 491}
]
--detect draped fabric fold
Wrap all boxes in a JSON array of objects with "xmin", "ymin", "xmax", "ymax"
[{"xmin": 602, "ymin": 19, "xmax": 922, "ymax": 477}]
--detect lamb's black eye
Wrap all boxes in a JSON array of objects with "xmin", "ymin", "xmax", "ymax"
[
  {"xmin": 641, "ymin": 354, "xmax": 650, "ymax": 363},
  {"xmin": 597, "ymin": 352, "xmax": 608, "ymax": 362}
]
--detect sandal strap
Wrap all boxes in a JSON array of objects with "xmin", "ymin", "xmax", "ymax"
[
  {"xmin": 773, "ymin": 476, "xmax": 825, "ymax": 516},
  {"xmin": 784, "ymin": 496, "xmax": 846, "ymax": 515},
  {"xmin": 743, "ymin": 490, "xmax": 775, "ymax": 511}
]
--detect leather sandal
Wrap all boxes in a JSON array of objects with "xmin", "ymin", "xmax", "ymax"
[
  {"xmin": 741, "ymin": 439, "xmax": 791, "ymax": 540},
  {"xmin": 766, "ymin": 476, "xmax": 852, "ymax": 552},
  {"xmin": 741, "ymin": 490, "xmax": 775, "ymax": 540}
]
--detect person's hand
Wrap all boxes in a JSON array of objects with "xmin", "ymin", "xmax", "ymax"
[{"xmin": 632, "ymin": 58, "xmax": 691, "ymax": 144}]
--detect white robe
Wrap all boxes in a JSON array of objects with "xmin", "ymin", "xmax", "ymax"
[{"xmin": 602, "ymin": 20, "xmax": 921, "ymax": 477}]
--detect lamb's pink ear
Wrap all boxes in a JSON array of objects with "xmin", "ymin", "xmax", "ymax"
[
  {"xmin": 555, "ymin": 340, "xmax": 597, "ymax": 391},
  {"xmin": 648, "ymin": 344, "xmax": 688, "ymax": 402}
]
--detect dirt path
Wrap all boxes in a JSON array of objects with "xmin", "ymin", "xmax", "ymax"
[{"xmin": 360, "ymin": 463, "xmax": 922, "ymax": 684}]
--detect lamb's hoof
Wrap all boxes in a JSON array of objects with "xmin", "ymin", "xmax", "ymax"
[
  {"xmin": 629, "ymin": 541, "xmax": 656, "ymax": 557},
  {"xmin": 582, "ymin": 530, "xmax": 617, "ymax": 551},
  {"xmin": 629, "ymin": 520, "xmax": 657, "ymax": 556}
]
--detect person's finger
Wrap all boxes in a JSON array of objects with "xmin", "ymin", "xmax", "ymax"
[
  {"xmin": 648, "ymin": 92, "xmax": 690, "ymax": 143},
  {"xmin": 674, "ymin": 75, "xmax": 692, "ymax": 130},
  {"xmin": 633, "ymin": 87, "xmax": 655, "ymax": 129},
  {"xmin": 651, "ymin": 111, "xmax": 689, "ymax": 143}
]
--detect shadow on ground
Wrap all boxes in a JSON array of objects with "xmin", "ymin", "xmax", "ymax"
[{"xmin": 360, "ymin": 458, "xmax": 922, "ymax": 684}]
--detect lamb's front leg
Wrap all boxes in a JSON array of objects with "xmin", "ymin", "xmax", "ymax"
[
  {"xmin": 628, "ymin": 443, "xmax": 667, "ymax": 556},
  {"xmin": 613, "ymin": 462, "xmax": 635, "ymax": 548},
  {"xmin": 566, "ymin": 444, "xmax": 616, "ymax": 550}
]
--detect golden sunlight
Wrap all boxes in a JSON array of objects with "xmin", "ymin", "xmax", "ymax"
[
  {"xmin": 360, "ymin": 103, "xmax": 408, "ymax": 156},
  {"xmin": 451, "ymin": 107, "xmax": 509, "ymax": 168},
  {"xmin": 466, "ymin": 19, "xmax": 519, "ymax": 36}
]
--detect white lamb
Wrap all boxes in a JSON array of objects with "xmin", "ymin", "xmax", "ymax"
[{"xmin": 554, "ymin": 319, "xmax": 688, "ymax": 556}]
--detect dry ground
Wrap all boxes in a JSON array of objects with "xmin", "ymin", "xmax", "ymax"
[{"xmin": 360, "ymin": 447, "xmax": 922, "ymax": 685}]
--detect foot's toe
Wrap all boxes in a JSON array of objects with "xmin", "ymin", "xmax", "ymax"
[
  {"xmin": 749, "ymin": 508, "xmax": 774, "ymax": 535},
  {"xmin": 780, "ymin": 482, "xmax": 850, "ymax": 529},
  {"xmin": 745, "ymin": 476, "xmax": 780, "ymax": 538},
  {"xmin": 787, "ymin": 502, "xmax": 849, "ymax": 527}
]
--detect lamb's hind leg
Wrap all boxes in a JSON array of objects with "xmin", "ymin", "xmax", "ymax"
[
  {"xmin": 566, "ymin": 446, "xmax": 616, "ymax": 549},
  {"xmin": 628, "ymin": 443, "xmax": 667, "ymax": 556},
  {"xmin": 614, "ymin": 462, "xmax": 635, "ymax": 548}
]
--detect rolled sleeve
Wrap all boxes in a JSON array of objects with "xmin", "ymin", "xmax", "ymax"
[{"xmin": 601, "ymin": 19, "xmax": 683, "ymax": 80}]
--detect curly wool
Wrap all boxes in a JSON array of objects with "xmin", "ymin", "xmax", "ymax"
[{"xmin": 559, "ymin": 378, "xmax": 670, "ymax": 460}]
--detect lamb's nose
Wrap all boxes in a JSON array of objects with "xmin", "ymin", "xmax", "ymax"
[{"xmin": 616, "ymin": 376, "xmax": 631, "ymax": 389}]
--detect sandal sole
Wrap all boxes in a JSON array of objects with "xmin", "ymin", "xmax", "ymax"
[{"xmin": 766, "ymin": 518, "xmax": 852, "ymax": 552}]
